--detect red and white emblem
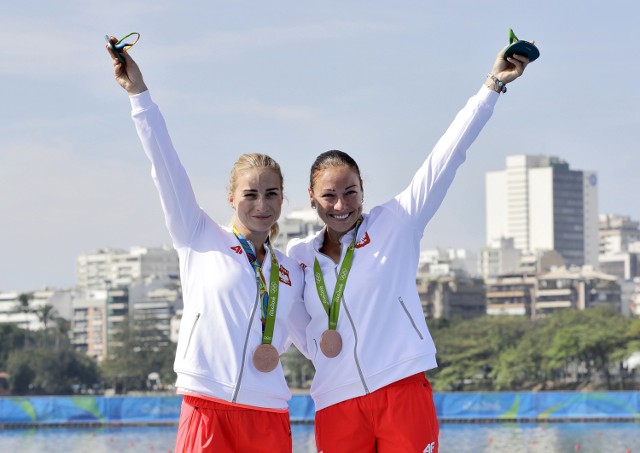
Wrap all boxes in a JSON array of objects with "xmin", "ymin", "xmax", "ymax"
[
  {"xmin": 279, "ymin": 265, "xmax": 292, "ymax": 286},
  {"xmin": 230, "ymin": 246, "xmax": 242, "ymax": 254},
  {"xmin": 355, "ymin": 232, "xmax": 371, "ymax": 249}
]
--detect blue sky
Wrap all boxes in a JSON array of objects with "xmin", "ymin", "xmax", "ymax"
[{"xmin": 1, "ymin": 1, "xmax": 639, "ymax": 291}]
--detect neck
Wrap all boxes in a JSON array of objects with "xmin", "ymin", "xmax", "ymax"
[
  {"xmin": 325, "ymin": 228, "xmax": 344, "ymax": 245},
  {"xmin": 234, "ymin": 225, "xmax": 269, "ymax": 250}
]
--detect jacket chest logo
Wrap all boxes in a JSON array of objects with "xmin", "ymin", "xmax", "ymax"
[
  {"xmin": 279, "ymin": 265, "xmax": 292, "ymax": 286},
  {"xmin": 355, "ymin": 232, "xmax": 371, "ymax": 249},
  {"xmin": 230, "ymin": 245, "xmax": 243, "ymax": 254}
]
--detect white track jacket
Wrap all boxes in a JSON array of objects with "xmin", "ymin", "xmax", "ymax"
[
  {"xmin": 130, "ymin": 91, "xmax": 304, "ymax": 410},
  {"xmin": 287, "ymin": 85, "xmax": 499, "ymax": 411}
]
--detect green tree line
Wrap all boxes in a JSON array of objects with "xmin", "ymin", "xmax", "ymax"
[
  {"xmin": 0, "ymin": 309, "xmax": 175, "ymax": 395},
  {"xmin": 426, "ymin": 306, "xmax": 640, "ymax": 392},
  {"xmin": 2, "ymin": 305, "xmax": 638, "ymax": 395}
]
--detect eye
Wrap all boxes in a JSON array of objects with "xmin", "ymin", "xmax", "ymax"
[
  {"xmin": 266, "ymin": 191, "xmax": 280, "ymax": 199},
  {"xmin": 321, "ymin": 193, "xmax": 335, "ymax": 199},
  {"xmin": 243, "ymin": 193, "xmax": 257, "ymax": 199}
]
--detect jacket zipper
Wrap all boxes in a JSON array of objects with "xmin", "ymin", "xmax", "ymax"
[
  {"xmin": 334, "ymin": 268, "xmax": 369, "ymax": 394},
  {"xmin": 398, "ymin": 297, "xmax": 423, "ymax": 339},
  {"xmin": 232, "ymin": 275, "xmax": 261, "ymax": 402},
  {"xmin": 183, "ymin": 313, "xmax": 201, "ymax": 359}
]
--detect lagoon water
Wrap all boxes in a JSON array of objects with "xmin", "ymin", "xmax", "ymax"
[{"xmin": 1, "ymin": 422, "xmax": 639, "ymax": 453}]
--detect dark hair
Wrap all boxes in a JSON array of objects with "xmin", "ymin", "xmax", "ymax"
[{"xmin": 309, "ymin": 150, "xmax": 363, "ymax": 190}]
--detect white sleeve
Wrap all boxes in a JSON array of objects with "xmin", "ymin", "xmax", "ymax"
[
  {"xmin": 285, "ymin": 295, "xmax": 312, "ymax": 360},
  {"xmin": 393, "ymin": 85, "xmax": 499, "ymax": 235},
  {"xmin": 130, "ymin": 91, "xmax": 206, "ymax": 248}
]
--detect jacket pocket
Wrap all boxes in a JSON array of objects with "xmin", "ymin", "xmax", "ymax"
[
  {"xmin": 183, "ymin": 313, "xmax": 201, "ymax": 359},
  {"xmin": 397, "ymin": 297, "xmax": 423, "ymax": 340}
]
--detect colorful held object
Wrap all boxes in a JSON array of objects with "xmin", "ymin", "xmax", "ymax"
[
  {"xmin": 503, "ymin": 28, "xmax": 539, "ymax": 62},
  {"xmin": 105, "ymin": 32, "xmax": 140, "ymax": 64}
]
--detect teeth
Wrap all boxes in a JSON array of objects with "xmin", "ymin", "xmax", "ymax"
[{"xmin": 333, "ymin": 213, "xmax": 349, "ymax": 220}]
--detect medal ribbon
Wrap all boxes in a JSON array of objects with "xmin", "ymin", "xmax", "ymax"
[
  {"xmin": 313, "ymin": 217, "xmax": 363, "ymax": 330},
  {"xmin": 232, "ymin": 227, "xmax": 280, "ymax": 344}
]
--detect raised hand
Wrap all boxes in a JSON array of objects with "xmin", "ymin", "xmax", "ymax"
[{"xmin": 106, "ymin": 36, "xmax": 148, "ymax": 95}]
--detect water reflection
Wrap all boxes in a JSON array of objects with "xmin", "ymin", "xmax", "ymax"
[{"xmin": 0, "ymin": 422, "xmax": 638, "ymax": 453}]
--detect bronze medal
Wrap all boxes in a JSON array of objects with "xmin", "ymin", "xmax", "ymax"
[
  {"xmin": 253, "ymin": 344, "xmax": 280, "ymax": 372},
  {"xmin": 320, "ymin": 329, "xmax": 342, "ymax": 358}
]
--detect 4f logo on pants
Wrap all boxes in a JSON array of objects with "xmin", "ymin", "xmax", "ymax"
[{"xmin": 423, "ymin": 442, "xmax": 436, "ymax": 453}]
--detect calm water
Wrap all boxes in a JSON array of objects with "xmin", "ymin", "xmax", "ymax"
[{"xmin": 0, "ymin": 422, "xmax": 638, "ymax": 452}]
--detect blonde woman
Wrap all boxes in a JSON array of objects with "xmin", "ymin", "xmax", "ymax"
[{"xmin": 107, "ymin": 38, "xmax": 305, "ymax": 453}]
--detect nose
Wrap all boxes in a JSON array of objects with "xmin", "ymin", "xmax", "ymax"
[
  {"xmin": 255, "ymin": 196, "xmax": 267, "ymax": 210},
  {"xmin": 334, "ymin": 197, "xmax": 345, "ymax": 211}
]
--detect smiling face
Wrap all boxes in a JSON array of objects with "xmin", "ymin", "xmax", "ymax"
[
  {"xmin": 229, "ymin": 168, "xmax": 283, "ymax": 243},
  {"xmin": 309, "ymin": 165, "xmax": 364, "ymax": 237}
]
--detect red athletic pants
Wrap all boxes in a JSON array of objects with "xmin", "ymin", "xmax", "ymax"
[
  {"xmin": 315, "ymin": 373, "xmax": 439, "ymax": 453},
  {"xmin": 174, "ymin": 395, "xmax": 292, "ymax": 453}
]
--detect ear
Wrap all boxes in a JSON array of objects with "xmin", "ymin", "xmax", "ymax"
[
  {"xmin": 308, "ymin": 187, "xmax": 315, "ymax": 208},
  {"xmin": 228, "ymin": 193, "xmax": 235, "ymax": 209}
]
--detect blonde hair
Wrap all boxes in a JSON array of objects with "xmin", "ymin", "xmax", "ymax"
[{"xmin": 228, "ymin": 153, "xmax": 283, "ymax": 240}]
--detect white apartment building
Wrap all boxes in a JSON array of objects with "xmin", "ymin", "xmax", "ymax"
[
  {"xmin": 486, "ymin": 155, "xmax": 598, "ymax": 268},
  {"xmin": 129, "ymin": 274, "xmax": 183, "ymax": 345},
  {"xmin": 419, "ymin": 248, "xmax": 478, "ymax": 278},
  {"xmin": 73, "ymin": 246, "xmax": 180, "ymax": 360},
  {"xmin": 76, "ymin": 246, "xmax": 179, "ymax": 290},
  {"xmin": 0, "ymin": 289, "xmax": 73, "ymax": 331},
  {"xmin": 72, "ymin": 289, "xmax": 108, "ymax": 361},
  {"xmin": 599, "ymin": 214, "xmax": 640, "ymax": 254},
  {"xmin": 478, "ymin": 237, "xmax": 521, "ymax": 280}
]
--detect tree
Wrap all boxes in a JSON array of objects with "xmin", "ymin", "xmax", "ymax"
[
  {"xmin": 100, "ymin": 315, "xmax": 176, "ymax": 393},
  {"xmin": 35, "ymin": 304, "xmax": 57, "ymax": 331},
  {"xmin": 428, "ymin": 315, "xmax": 531, "ymax": 391},
  {"xmin": 5, "ymin": 326, "xmax": 100, "ymax": 395},
  {"xmin": 0, "ymin": 323, "xmax": 27, "ymax": 370},
  {"xmin": 542, "ymin": 307, "xmax": 630, "ymax": 390}
]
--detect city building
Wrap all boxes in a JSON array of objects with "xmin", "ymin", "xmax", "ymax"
[
  {"xmin": 485, "ymin": 155, "xmax": 598, "ymax": 268},
  {"xmin": 72, "ymin": 246, "xmax": 181, "ymax": 360},
  {"xmin": 479, "ymin": 237, "xmax": 521, "ymax": 280},
  {"xmin": 598, "ymin": 214, "xmax": 640, "ymax": 281},
  {"xmin": 417, "ymin": 274, "xmax": 486, "ymax": 319},
  {"xmin": 534, "ymin": 266, "xmax": 620, "ymax": 318},
  {"xmin": 71, "ymin": 289, "xmax": 108, "ymax": 361},
  {"xmin": 518, "ymin": 249, "xmax": 565, "ymax": 275},
  {"xmin": 129, "ymin": 274, "xmax": 183, "ymax": 347},
  {"xmin": 599, "ymin": 214, "xmax": 640, "ymax": 255},
  {"xmin": 0, "ymin": 288, "xmax": 73, "ymax": 331},
  {"xmin": 485, "ymin": 273, "xmax": 537, "ymax": 317},
  {"xmin": 76, "ymin": 246, "xmax": 179, "ymax": 290},
  {"xmin": 272, "ymin": 209, "xmax": 324, "ymax": 251},
  {"xmin": 419, "ymin": 248, "xmax": 478, "ymax": 278}
]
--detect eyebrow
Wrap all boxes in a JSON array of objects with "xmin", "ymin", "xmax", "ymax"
[
  {"xmin": 242, "ymin": 188, "xmax": 281, "ymax": 193},
  {"xmin": 321, "ymin": 185, "xmax": 358, "ymax": 192}
]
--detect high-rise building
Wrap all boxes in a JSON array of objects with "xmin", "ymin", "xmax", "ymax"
[
  {"xmin": 485, "ymin": 155, "xmax": 598, "ymax": 268},
  {"xmin": 73, "ymin": 246, "xmax": 180, "ymax": 360}
]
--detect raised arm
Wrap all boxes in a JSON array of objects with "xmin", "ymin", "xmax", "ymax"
[
  {"xmin": 107, "ymin": 38, "xmax": 205, "ymax": 248},
  {"xmin": 393, "ymin": 45, "xmax": 533, "ymax": 234}
]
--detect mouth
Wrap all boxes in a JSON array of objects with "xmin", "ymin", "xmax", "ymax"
[{"xmin": 330, "ymin": 212, "xmax": 351, "ymax": 221}]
